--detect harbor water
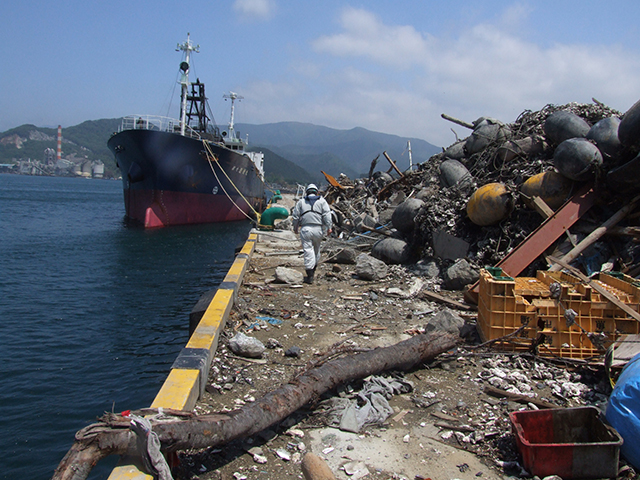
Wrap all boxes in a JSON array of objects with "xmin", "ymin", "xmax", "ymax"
[{"xmin": 0, "ymin": 174, "xmax": 253, "ymax": 479}]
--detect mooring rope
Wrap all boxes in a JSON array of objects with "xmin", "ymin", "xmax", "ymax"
[{"xmin": 203, "ymin": 140, "xmax": 261, "ymax": 223}]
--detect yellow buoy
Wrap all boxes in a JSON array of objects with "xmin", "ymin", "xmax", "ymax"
[
  {"xmin": 520, "ymin": 171, "xmax": 573, "ymax": 210},
  {"xmin": 466, "ymin": 183, "xmax": 513, "ymax": 226}
]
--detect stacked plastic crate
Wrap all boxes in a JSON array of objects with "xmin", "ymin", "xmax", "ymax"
[{"xmin": 476, "ymin": 268, "xmax": 640, "ymax": 359}]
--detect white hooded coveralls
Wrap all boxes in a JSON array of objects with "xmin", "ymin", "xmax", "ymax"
[{"xmin": 292, "ymin": 194, "xmax": 332, "ymax": 270}]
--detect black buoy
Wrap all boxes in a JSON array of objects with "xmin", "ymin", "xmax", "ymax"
[
  {"xmin": 618, "ymin": 98, "xmax": 640, "ymax": 149},
  {"xmin": 553, "ymin": 138, "xmax": 603, "ymax": 181},
  {"xmin": 587, "ymin": 117, "xmax": 621, "ymax": 161},
  {"xmin": 544, "ymin": 110, "xmax": 590, "ymax": 145}
]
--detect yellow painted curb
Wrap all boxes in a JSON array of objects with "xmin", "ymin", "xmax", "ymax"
[
  {"xmin": 224, "ymin": 257, "xmax": 247, "ymax": 281},
  {"xmin": 187, "ymin": 289, "xmax": 233, "ymax": 351},
  {"xmin": 151, "ymin": 368, "xmax": 201, "ymax": 411},
  {"xmin": 108, "ymin": 231, "xmax": 257, "ymax": 480},
  {"xmin": 107, "ymin": 464, "xmax": 152, "ymax": 480}
]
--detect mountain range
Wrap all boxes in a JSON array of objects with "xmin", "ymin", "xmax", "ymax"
[{"xmin": 0, "ymin": 120, "xmax": 441, "ymax": 184}]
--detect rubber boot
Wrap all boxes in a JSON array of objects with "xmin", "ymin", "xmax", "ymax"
[{"xmin": 304, "ymin": 269, "xmax": 314, "ymax": 284}]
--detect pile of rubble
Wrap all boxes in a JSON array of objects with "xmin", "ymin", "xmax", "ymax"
[{"xmin": 316, "ymin": 98, "xmax": 640, "ymax": 284}]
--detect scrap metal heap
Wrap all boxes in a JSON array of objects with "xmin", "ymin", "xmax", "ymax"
[{"xmin": 321, "ymin": 98, "xmax": 640, "ymax": 282}]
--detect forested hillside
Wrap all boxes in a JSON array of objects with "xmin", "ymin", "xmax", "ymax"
[{"xmin": 1, "ymin": 119, "xmax": 440, "ymax": 183}]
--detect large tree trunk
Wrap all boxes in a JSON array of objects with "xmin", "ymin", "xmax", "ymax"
[{"xmin": 53, "ymin": 333, "xmax": 459, "ymax": 480}]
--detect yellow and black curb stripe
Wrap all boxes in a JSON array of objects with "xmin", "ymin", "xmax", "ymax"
[
  {"xmin": 108, "ymin": 231, "xmax": 258, "ymax": 480},
  {"xmin": 151, "ymin": 232, "xmax": 256, "ymax": 410}
]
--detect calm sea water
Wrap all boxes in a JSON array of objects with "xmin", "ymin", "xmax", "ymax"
[{"xmin": 0, "ymin": 174, "xmax": 252, "ymax": 480}]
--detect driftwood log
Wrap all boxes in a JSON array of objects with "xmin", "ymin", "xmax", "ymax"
[{"xmin": 53, "ymin": 333, "xmax": 459, "ymax": 480}]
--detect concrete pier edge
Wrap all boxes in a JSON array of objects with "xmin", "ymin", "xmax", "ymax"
[{"xmin": 107, "ymin": 231, "xmax": 258, "ymax": 480}]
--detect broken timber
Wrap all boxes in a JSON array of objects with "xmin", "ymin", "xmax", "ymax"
[
  {"xmin": 464, "ymin": 183, "xmax": 597, "ymax": 304},
  {"xmin": 441, "ymin": 113, "xmax": 474, "ymax": 130},
  {"xmin": 359, "ymin": 224, "xmax": 396, "ymax": 237},
  {"xmin": 484, "ymin": 385, "xmax": 556, "ymax": 409},
  {"xmin": 421, "ymin": 290, "xmax": 476, "ymax": 311},
  {"xmin": 546, "ymin": 255, "xmax": 640, "ymax": 323},
  {"xmin": 383, "ymin": 151, "xmax": 405, "ymax": 178},
  {"xmin": 376, "ymin": 174, "xmax": 414, "ymax": 200},
  {"xmin": 548, "ymin": 193, "xmax": 640, "ymax": 272},
  {"xmin": 53, "ymin": 333, "xmax": 459, "ymax": 480}
]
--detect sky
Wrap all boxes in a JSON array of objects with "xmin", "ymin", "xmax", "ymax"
[{"xmin": 2, "ymin": 0, "xmax": 640, "ymax": 147}]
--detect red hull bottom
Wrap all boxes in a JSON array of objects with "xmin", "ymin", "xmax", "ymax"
[{"xmin": 124, "ymin": 188, "xmax": 263, "ymax": 228}]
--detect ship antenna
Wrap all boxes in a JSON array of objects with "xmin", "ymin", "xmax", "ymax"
[
  {"xmin": 176, "ymin": 33, "xmax": 200, "ymax": 136},
  {"xmin": 223, "ymin": 92, "xmax": 243, "ymax": 140}
]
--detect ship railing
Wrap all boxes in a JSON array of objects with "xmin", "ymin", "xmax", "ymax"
[{"xmin": 119, "ymin": 115, "xmax": 201, "ymax": 139}]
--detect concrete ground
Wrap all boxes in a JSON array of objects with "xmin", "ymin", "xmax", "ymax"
[{"xmin": 178, "ymin": 205, "xmax": 522, "ymax": 480}]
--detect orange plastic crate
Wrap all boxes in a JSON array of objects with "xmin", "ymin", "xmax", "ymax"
[
  {"xmin": 477, "ymin": 269, "xmax": 540, "ymax": 350},
  {"xmin": 477, "ymin": 268, "xmax": 640, "ymax": 358}
]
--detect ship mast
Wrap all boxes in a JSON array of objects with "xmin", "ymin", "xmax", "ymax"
[
  {"xmin": 177, "ymin": 33, "xmax": 200, "ymax": 136},
  {"xmin": 223, "ymin": 92, "xmax": 243, "ymax": 140}
]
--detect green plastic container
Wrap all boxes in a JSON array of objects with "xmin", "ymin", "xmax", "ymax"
[{"xmin": 485, "ymin": 266, "xmax": 514, "ymax": 282}]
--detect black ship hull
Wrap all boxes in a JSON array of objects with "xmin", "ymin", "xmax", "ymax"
[{"xmin": 108, "ymin": 129, "xmax": 265, "ymax": 228}]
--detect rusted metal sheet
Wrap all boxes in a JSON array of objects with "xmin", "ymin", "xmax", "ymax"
[
  {"xmin": 321, "ymin": 170, "xmax": 346, "ymax": 190},
  {"xmin": 464, "ymin": 183, "xmax": 596, "ymax": 304}
]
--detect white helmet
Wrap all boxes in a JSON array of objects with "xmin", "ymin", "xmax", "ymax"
[{"xmin": 306, "ymin": 184, "xmax": 318, "ymax": 194}]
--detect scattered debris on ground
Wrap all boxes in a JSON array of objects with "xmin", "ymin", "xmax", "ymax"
[{"xmin": 177, "ymin": 98, "xmax": 640, "ymax": 480}]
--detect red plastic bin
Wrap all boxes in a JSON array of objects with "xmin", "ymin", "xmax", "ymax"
[{"xmin": 510, "ymin": 407, "xmax": 623, "ymax": 479}]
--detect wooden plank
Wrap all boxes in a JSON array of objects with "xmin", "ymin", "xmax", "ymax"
[
  {"xmin": 360, "ymin": 225, "xmax": 395, "ymax": 237},
  {"xmin": 441, "ymin": 113, "xmax": 474, "ymax": 130},
  {"xmin": 422, "ymin": 290, "xmax": 476, "ymax": 311},
  {"xmin": 264, "ymin": 250, "xmax": 302, "ymax": 256},
  {"xmin": 546, "ymin": 255, "xmax": 640, "ymax": 323},
  {"xmin": 529, "ymin": 195, "xmax": 555, "ymax": 218},
  {"xmin": 376, "ymin": 174, "xmax": 413, "ymax": 200},
  {"xmin": 484, "ymin": 385, "xmax": 557, "ymax": 409},
  {"xmin": 549, "ymin": 193, "xmax": 640, "ymax": 272},
  {"xmin": 383, "ymin": 151, "xmax": 405, "ymax": 177},
  {"xmin": 434, "ymin": 422, "xmax": 475, "ymax": 433},
  {"xmin": 611, "ymin": 334, "xmax": 640, "ymax": 367}
]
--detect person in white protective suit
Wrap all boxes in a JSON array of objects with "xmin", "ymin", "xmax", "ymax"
[{"xmin": 292, "ymin": 184, "xmax": 332, "ymax": 284}]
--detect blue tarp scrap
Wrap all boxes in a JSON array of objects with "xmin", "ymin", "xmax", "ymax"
[
  {"xmin": 606, "ymin": 352, "xmax": 640, "ymax": 470},
  {"xmin": 255, "ymin": 316, "xmax": 283, "ymax": 325}
]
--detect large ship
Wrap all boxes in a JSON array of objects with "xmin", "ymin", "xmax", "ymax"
[{"xmin": 108, "ymin": 34, "xmax": 265, "ymax": 228}]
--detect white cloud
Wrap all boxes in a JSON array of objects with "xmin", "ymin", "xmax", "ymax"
[
  {"xmin": 497, "ymin": 2, "xmax": 534, "ymax": 33},
  {"xmin": 233, "ymin": 0, "xmax": 275, "ymax": 20},
  {"xmin": 303, "ymin": 6, "xmax": 640, "ymax": 147},
  {"xmin": 312, "ymin": 7, "xmax": 432, "ymax": 69}
]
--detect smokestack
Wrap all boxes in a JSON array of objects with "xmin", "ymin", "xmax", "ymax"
[{"xmin": 57, "ymin": 125, "xmax": 62, "ymax": 161}]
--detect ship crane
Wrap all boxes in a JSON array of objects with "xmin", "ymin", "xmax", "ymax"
[
  {"xmin": 177, "ymin": 33, "xmax": 200, "ymax": 136},
  {"xmin": 223, "ymin": 92, "xmax": 243, "ymax": 141}
]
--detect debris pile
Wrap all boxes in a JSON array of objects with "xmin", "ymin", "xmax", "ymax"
[{"xmin": 316, "ymin": 98, "xmax": 640, "ymax": 282}]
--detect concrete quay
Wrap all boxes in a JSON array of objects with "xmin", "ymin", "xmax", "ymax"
[{"xmin": 107, "ymin": 222, "xmax": 500, "ymax": 480}]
